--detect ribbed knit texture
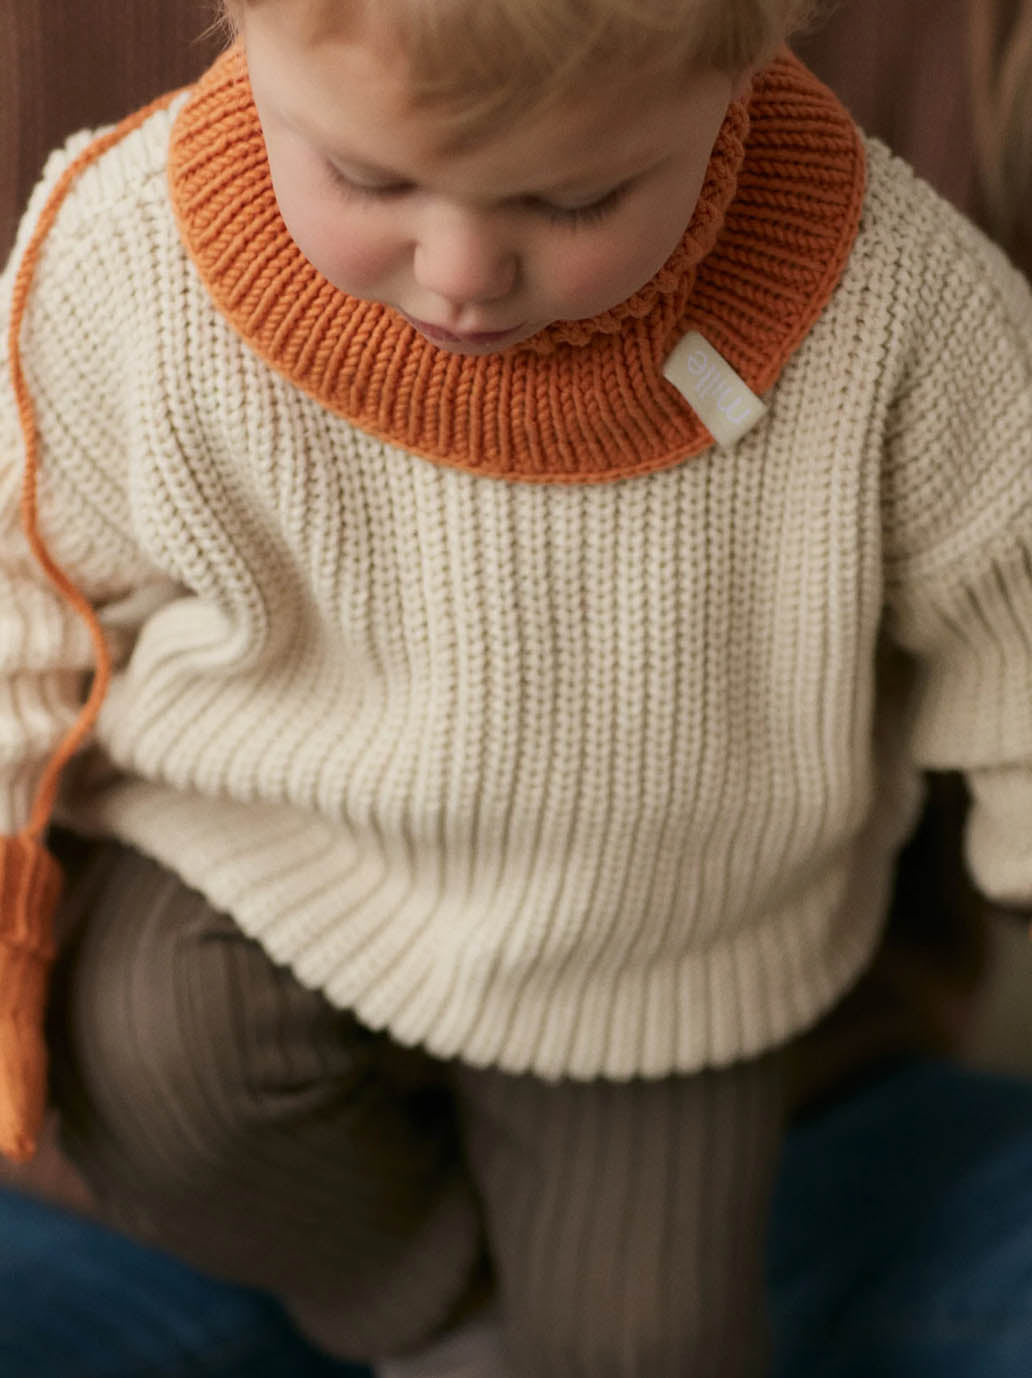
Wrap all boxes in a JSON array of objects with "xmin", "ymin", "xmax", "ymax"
[
  {"xmin": 2, "ymin": 49, "xmax": 1032, "ymax": 1153},
  {"xmin": 449, "ymin": 1056, "xmax": 784, "ymax": 1377}
]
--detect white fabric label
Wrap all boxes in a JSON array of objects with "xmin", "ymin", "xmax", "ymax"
[{"xmin": 662, "ymin": 331, "xmax": 767, "ymax": 447}]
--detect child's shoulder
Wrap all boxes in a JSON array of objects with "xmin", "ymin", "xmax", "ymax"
[
  {"xmin": 842, "ymin": 131, "xmax": 1032, "ymax": 397},
  {"xmin": 858, "ymin": 134, "xmax": 1030, "ymax": 303},
  {"xmin": 849, "ymin": 140, "xmax": 1032, "ymax": 577},
  {"xmin": 7, "ymin": 93, "xmax": 188, "ymax": 285}
]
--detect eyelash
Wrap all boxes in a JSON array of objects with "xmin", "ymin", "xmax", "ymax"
[
  {"xmin": 533, "ymin": 185, "xmax": 629, "ymax": 226},
  {"xmin": 324, "ymin": 165, "xmax": 629, "ymax": 228}
]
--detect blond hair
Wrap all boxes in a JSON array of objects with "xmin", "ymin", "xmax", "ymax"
[
  {"xmin": 222, "ymin": 0, "xmax": 818, "ymax": 135},
  {"xmin": 969, "ymin": 0, "xmax": 1032, "ymax": 269}
]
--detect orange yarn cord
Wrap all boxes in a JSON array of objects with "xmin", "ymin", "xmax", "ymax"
[{"xmin": 7, "ymin": 94, "xmax": 178, "ymax": 843}]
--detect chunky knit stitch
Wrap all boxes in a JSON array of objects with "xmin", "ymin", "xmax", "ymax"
[{"xmin": 1, "ymin": 50, "xmax": 1031, "ymax": 1165}]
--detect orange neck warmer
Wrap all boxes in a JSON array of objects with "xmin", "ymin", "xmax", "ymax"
[{"xmin": 168, "ymin": 46, "xmax": 866, "ymax": 483}]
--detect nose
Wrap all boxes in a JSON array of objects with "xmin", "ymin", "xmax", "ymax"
[{"xmin": 412, "ymin": 204, "xmax": 517, "ymax": 307}]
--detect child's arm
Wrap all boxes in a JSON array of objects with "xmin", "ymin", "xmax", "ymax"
[
  {"xmin": 0, "ymin": 280, "xmax": 87, "ymax": 1163},
  {"xmin": 0, "ymin": 136, "xmax": 157, "ymax": 1162},
  {"xmin": 882, "ymin": 198, "xmax": 1032, "ymax": 917}
]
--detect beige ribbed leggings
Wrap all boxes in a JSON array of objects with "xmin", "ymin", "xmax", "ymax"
[{"xmin": 46, "ymin": 835, "xmax": 785, "ymax": 1377}]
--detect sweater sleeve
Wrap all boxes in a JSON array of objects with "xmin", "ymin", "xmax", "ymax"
[
  {"xmin": 0, "ymin": 131, "xmax": 160, "ymax": 1161},
  {"xmin": 0, "ymin": 282, "xmax": 75, "ymax": 1158},
  {"xmin": 880, "ymin": 170, "xmax": 1032, "ymax": 910}
]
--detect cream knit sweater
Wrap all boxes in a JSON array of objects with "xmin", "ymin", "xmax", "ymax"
[{"xmin": 2, "ymin": 52, "xmax": 1031, "ymax": 1102}]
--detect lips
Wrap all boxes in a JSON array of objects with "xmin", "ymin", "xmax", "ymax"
[{"xmin": 405, "ymin": 315, "xmax": 523, "ymax": 346}]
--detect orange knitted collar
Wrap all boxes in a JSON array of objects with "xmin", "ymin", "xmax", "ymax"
[{"xmin": 168, "ymin": 47, "xmax": 865, "ymax": 483}]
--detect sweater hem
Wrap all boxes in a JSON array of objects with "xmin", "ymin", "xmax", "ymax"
[{"xmin": 66, "ymin": 796, "xmax": 890, "ymax": 1080}]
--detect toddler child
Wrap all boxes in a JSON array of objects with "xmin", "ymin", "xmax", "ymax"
[{"xmin": 2, "ymin": 0, "xmax": 1032, "ymax": 1373}]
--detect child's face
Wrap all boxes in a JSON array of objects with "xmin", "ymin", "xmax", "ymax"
[{"xmin": 243, "ymin": 5, "xmax": 743, "ymax": 355}]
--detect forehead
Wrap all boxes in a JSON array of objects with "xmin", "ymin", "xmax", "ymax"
[{"xmin": 244, "ymin": 2, "xmax": 728, "ymax": 190}]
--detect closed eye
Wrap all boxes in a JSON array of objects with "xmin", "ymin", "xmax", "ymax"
[
  {"xmin": 324, "ymin": 163, "xmax": 413, "ymax": 198},
  {"xmin": 525, "ymin": 182, "xmax": 632, "ymax": 227},
  {"xmin": 324, "ymin": 160, "xmax": 632, "ymax": 227}
]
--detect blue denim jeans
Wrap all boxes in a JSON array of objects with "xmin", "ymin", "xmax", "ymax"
[
  {"xmin": 0, "ymin": 1184, "xmax": 365, "ymax": 1377},
  {"xmin": 2, "ymin": 1058, "xmax": 1031, "ymax": 1377},
  {"xmin": 769, "ymin": 1058, "xmax": 1032, "ymax": 1378}
]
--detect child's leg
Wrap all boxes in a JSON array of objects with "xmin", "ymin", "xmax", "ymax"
[
  {"xmin": 450, "ymin": 1052, "xmax": 786, "ymax": 1378},
  {"xmin": 45, "ymin": 837, "xmax": 483, "ymax": 1362}
]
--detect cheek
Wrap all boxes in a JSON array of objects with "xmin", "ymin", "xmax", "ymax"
[
  {"xmin": 292, "ymin": 209, "xmax": 400, "ymax": 292},
  {"xmin": 559, "ymin": 150, "xmax": 717, "ymax": 311},
  {"xmin": 548, "ymin": 215, "xmax": 688, "ymax": 312},
  {"xmin": 268, "ymin": 162, "xmax": 402, "ymax": 294},
  {"xmin": 546, "ymin": 241, "xmax": 631, "ymax": 306}
]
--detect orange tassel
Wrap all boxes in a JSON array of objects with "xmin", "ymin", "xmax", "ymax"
[{"xmin": 0, "ymin": 835, "xmax": 63, "ymax": 1163}]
